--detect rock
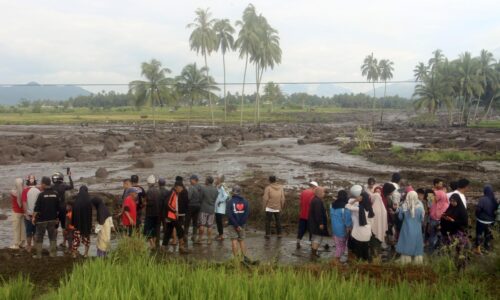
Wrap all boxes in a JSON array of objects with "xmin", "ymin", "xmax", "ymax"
[
  {"xmin": 134, "ymin": 158, "xmax": 154, "ymax": 168},
  {"xmin": 221, "ymin": 138, "xmax": 239, "ymax": 149},
  {"xmin": 297, "ymin": 139, "xmax": 306, "ymax": 145},
  {"xmin": 2, "ymin": 145, "xmax": 20, "ymax": 157},
  {"xmin": 42, "ymin": 148, "xmax": 66, "ymax": 162},
  {"xmin": 184, "ymin": 156, "xmax": 198, "ymax": 162},
  {"xmin": 66, "ymin": 147, "xmax": 83, "ymax": 159},
  {"xmin": 104, "ymin": 138, "xmax": 119, "ymax": 152},
  {"xmin": 0, "ymin": 214, "xmax": 7, "ymax": 221},
  {"xmin": 127, "ymin": 146, "xmax": 143, "ymax": 155},
  {"xmin": 95, "ymin": 167, "xmax": 109, "ymax": 178},
  {"xmin": 18, "ymin": 145, "xmax": 38, "ymax": 157}
]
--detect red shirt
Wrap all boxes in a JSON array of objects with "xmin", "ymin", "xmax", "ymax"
[
  {"xmin": 11, "ymin": 194, "xmax": 24, "ymax": 214},
  {"xmin": 122, "ymin": 196, "xmax": 137, "ymax": 226},
  {"xmin": 299, "ymin": 189, "xmax": 315, "ymax": 220},
  {"xmin": 21, "ymin": 187, "xmax": 30, "ymax": 207}
]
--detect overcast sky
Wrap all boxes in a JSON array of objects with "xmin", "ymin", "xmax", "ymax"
[{"xmin": 1, "ymin": 0, "xmax": 499, "ymax": 94}]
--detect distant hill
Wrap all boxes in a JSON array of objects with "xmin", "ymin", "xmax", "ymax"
[
  {"xmin": 364, "ymin": 81, "xmax": 417, "ymax": 99},
  {"xmin": 281, "ymin": 83, "xmax": 351, "ymax": 97},
  {"xmin": 0, "ymin": 82, "xmax": 91, "ymax": 105}
]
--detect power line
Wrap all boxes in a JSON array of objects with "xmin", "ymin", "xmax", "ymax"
[{"xmin": 0, "ymin": 80, "xmax": 420, "ymax": 87}]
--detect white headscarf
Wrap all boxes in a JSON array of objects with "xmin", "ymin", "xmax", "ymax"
[
  {"xmin": 402, "ymin": 191, "xmax": 423, "ymax": 218},
  {"xmin": 13, "ymin": 178, "xmax": 24, "ymax": 208}
]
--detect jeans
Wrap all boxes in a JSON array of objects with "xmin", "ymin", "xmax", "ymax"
[
  {"xmin": 35, "ymin": 220, "xmax": 58, "ymax": 243},
  {"xmin": 297, "ymin": 219, "xmax": 310, "ymax": 240},
  {"xmin": 428, "ymin": 219, "xmax": 441, "ymax": 251},
  {"xmin": 265, "ymin": 212, "xmax": 282, "ymax": 236},
  {"xmin": 215, "ymin": 213, "xmax": 224, "ymax": 236},
  {"xmin": 475, "ymin": 221, "xmax": 493, "ymax": 249},
  {"xmin": 163, "ymin": 220, "xmax": 185, "ymax": 246}
]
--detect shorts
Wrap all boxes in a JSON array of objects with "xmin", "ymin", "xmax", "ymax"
[
  {"xmin": 311, "ymin": 234, "xmax": 324, "ymax": 245},
  {"xmin": 198, "ymin": 212, "xmax": 215, "ymax": 227},
  {"xmin": 24, "ymin": 217, "xmax": 36, "ymax": 238},
  {"xmin": 228, "ymin": 226, "xmax": 246, "ymax": 241},
  {"xmin": 143, "ymin": 216, "xmax": 159, "ymax": 238}
]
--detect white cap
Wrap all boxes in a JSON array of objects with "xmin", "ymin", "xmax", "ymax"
[
  {"xmin": 147, "ymin": 175, "xmax": 156, "ymax": 185},
  {"xmin": 309, "ymin": 181, "xmax": 319, "ymax": 187},
  {"xmin": 350, "ymin": 185, "xmax": 363, "ymax": 197}
]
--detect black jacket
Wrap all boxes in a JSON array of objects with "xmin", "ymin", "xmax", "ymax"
[
  {"xmin": 52, "ymin": 177, "xmax": 74, "ymax": 203},
  {"xmin": 308, "ymin": 196, "xmax": 329, "ymax": 236},
  {"xmin": 34, "ymin": 187, "xmax": 61, "ymax": 223}
]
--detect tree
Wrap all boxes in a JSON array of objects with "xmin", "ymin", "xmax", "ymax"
[
  {"xmin": 128, "ymin": 59, "xmax": 172, "ymax": 129},
  {"xmin": 473, "ymin": 50, "xmax": 496, "ymax": 122},
  {"xmin": 413, "ymin": 74, "xmax": 450, "ymax": 115},
  {"xmin": 214, "ymin": 19, "xmax": 235, "ymax": 123},
  {"xmin": 235, "ymin": 4, "xmax": 259, "ymax": 126},
  {"xmin": 428, "ymin": 49, "xmax": 444, "ymax": 76},
  {"xmin": 188, "ymin": 8, "xmax": 217, "ymax": 126},
  {"xmin": 483, "ymin": 62, "xmax": 500, "ymax": 120},
  {"xmin": 361, "ymin": 53, "xmax": 380, "ymax": 126},
  {"xmin": 414, "ymin": 62, "xmax": 428, "ymax": 81},
  {"xmin": 455, "ymin": 52, "xmax": 483, "ymax": 125},
  {"xmin": 263, "ymin": 82, "xmax": 283, "ymax": 112},
  {"xmin": 175, "ymin": 63, "xmax": 219, "ymax": 131},
  {"xmin": 378, "ymin": 59, "xmax": 394, "ymax": 123}
]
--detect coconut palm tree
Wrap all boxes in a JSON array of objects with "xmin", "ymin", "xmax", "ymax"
[
  {"xmin": 214, "ymin": 19, "xmax": 235, "ymax": 123},
  {"xmin": 472, "ymin": 50, "xmax": 497, "ymax": 122},
  {"xmin": 455, "ymin": 52, "xmax": 483, "ymax": 125},
  {"xmin": 235, "ymin": 4, "xmax": 258, "ymax": 126},
  {"xmin": 428, "ymin": 49, "xmax": 445, "ymax": 74},
  {"xmin": 175, "ymin": 63, "xmax": 219, "ymax": 131},
  {"xmin": 413, "ymin": 75, "xmax": 448, "ymax": 115},
  {"xmin": 128, "ymin": 59, "xmax": 172, "ymax": 129},
  {"xmin": 414, "ymin": 62, "xmax": 428, "ymax": 81},
  {"xmin": 361, "ymin": 53, "xmax": 380, "ymax": 126},
  {"xmin": 188, "ymin": 8, "xmax": 217, "ymax": 126},
  {"xmin": 483, "ymin": 62, "xmax": 500, "ymax": 120},
  {"xmin": 378, "ymin": 59, "xmax": 394, "ymax": 123}
]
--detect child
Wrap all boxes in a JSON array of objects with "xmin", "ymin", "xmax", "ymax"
[
  {"xmin": 226, "ymin": 185, "xmax": 250, "ymax": 262},
  {"xmin": 63, "ymin": 203, "xmax": 75, "ymax": 251},
  {"xmin": 121, "ymin": 188, "xmax": 137, "ymax": 236},
  {"xmin": 330, "ymin": 190, "xmax": 353, "ymax": 264}
]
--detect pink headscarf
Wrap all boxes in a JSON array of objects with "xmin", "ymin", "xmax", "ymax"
[{"xmin": 430, "ymin": 190, "xmax": 449, "ymax": 221}]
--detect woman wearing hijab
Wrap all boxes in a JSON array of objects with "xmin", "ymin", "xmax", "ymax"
[
  {"xmin": 428, "ymin": 190, "xmax": 449, "ymax": 252},
  {"xmin": 92, "ymin": 197, "xmax": 114, "ymax": 257},
  {"xmin": 371, "ymin": 186, "xmax": 388, "ymax": 251},
  {"xmin": 440, "ymin": 193, "xmax": 469, "ymax": 258},
  {"xmin": 330, "ymin": 190, "xmax": 352, "ymax": 264},
  {"xmin": 346, "ymin": 185, "xmax": 374, "ymax": 261},
  {"xmin": 72, "ymin": 186, "xmax": 93, "ymax": 258},
  {"xmin": 10, "ymin": 178, "xmax": 26, "ymax": 250},
  {"xmin": 474, "ymin": 185, "xmax": 498, "ymax": 254},
  {"xmin": 396, "ymin": 191, "xmax": 425, "ymax": 264}
]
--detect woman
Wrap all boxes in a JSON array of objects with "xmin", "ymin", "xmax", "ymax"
[
  {"xmin": 330, "ymin": 190, "xmax": 352, "ymax": 264},
  {"xmin": 428, "ymin": 190, "xmax": 449, "ymax": 251},
  {"xmin": 10, "ymin": 178, "xmax": 26, "ymax": 250},
  {"xmin": 396, "ymin": 191, "xmax": 425, "ymax": 264},
  {"xmin": 371, "ymin": 186, "xmax": 388, "ymax": 250},
  {"xmin": 72, "ymin": 186, "xmax": 93, "ymax": 258},
  {"xmin": 92, "ymin": 197, "xmax": 114, "ymax": 257},
  {"xmin": 475, "ymin": 185, "xmax": 498, "ymax": 254},
  {"xmin": 214, "ymin": 175, "xmax": 229, "ymax": 241},
  {"xmin": 441, "ymin": 193, "xmax": 469, "ymax": 261},
  {"xmin": 346, "ymin": 185, "xmax": 374, "ymax": 261}
]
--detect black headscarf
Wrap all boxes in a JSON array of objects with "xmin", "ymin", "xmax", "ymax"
[
  {"xmin": 92, "ymin": 197, "xmax": 110, "ymax": 225},
  {"xmin": 72, "ymin": 186, "xmax": 93, "ymax": 235},
  {"xmin": 382, "ymin": 182, "xmax": 396, "ymax": 197},
  {"xmin": 358, "ymin": 192, "xmax": 375, "ymax": 226},
  {"xmin": 484, "ymin": 185, "xmax": 498, "ymax": 211},
  {"xmin": 332, "ymin": 190, "xmax": 349, "ymax": 209},
  {"xmin": 441, "ymin": 193, "xmax": 468, "ymax": 234}
]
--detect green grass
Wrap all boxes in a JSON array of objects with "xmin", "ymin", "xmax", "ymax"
[
  {"xmin": 472, "ymin": 120, "xmax": 500, "ymax": 128},
  {"xmin": 0, "ymin": 276, "xmax": 34, "ymax": 300},
  {"xmin": 0, "ymin": 105, "xmax": 355, "ymax": 125},
  {"xmin": 414, "ymin": 150, "xmax": 496, "ymax": 162}
]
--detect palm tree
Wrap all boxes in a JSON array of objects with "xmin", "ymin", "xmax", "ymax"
[
  {"xmin": 472, "ymin": 50, "xmax": 496, "ymax": 122},
  {"xmin": 413, "ymin": 62, "xmax": 428, "ymax": 81},
  {"xmin": 413, "ymin": 74, "xmax": 451, "ymax": 115},
  {"xmin": 188, "ymin": 8, "xmax": 217, "ymax": 126},
  {"xmin": 361, "ymin": 53, "xmax": 380, "ymax": 126},
  {"xmin": 456, "ymin": 52, "xmax": 483, "ymax": 125},
  {"xmin": 483, "ymin": 62, "xmax": 500, "ymax": 120},
  {"xmin": 378, "ymin": 59, "xmax": 394, "ymax": 123},
  {"xmin": 128, "ymin": 59, "xmax": 172, "ymax": 129},
  {"xmin": 175, "ymin": 63, "xmax": 219, "ymax": 131},
  {"xmin": 428, "ymin": 49, "xmax": 444, "ymax": 75},
  {"xmin": 214, "ymin": 19, "xmax": 235, "ymax": 123},
  {"xmin": 235, "ymin": 4, "xmax": 258, "ymax": 126}
]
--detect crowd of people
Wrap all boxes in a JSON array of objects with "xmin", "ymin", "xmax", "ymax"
[{"xmin": 7, "ymin": 169, "xmax": 500, "ymax": 265}]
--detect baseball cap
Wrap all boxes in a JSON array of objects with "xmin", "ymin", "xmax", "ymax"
[
  {"xmin": 309, "ymin": 181, "xmax": 319, "ymax": 187},
  {"xmin": 147, "ymin": 175, "xmax": 156, "ymax": 185}
]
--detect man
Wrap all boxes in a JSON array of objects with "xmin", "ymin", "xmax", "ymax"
[
  {"xmin": 263, "ymin": 175, "xmax": 285, "ymax": 239},
  {"xmin": 131, "ymin": 175, "xmax": 145, "ymax": 228},
  {"xmin": 144, "ymin": 175, "xmax": 160, "ymax": 249},
  {"xmin": 433, "ymin": 178, "xmax": 444, "ymax": 192},
  {"xmin": 185, "ymin": 175, "xmax": 202, "ymax": 243},
  {"xmin": 163, "ymin": 181, "xmax": 187, "ymax": 254},
  {"xmin": 296, "ymin": 181, "xmax": 318, "ymax": 249},
  {"xmin": 450, "ymin": 178, "xmax": 470, "ymax": 208},
  {"xmin": 22, "ymin": 175, "xmax": 40, "ymax": 252},
  {"xmin": 308, "ymin": 187, "xmax": 329, "ymax": 258},
  {"xmin": 226, "ymin": 185, "xmax": 249, "ymax": 261},
  {"xmin": 52, "ymin": 171, "xmax": 73, "ymax": 243},
  {"xmin": 197, "ymin": 176, "xmax": 219, "ymax": 244},
  {"xmin": 121, "ymin": 188, "xmax": 138, "ymax": 236},
  {"xmin": 158, "ymin": 177, "xmax": 169, "ymax": 246},
  {"xmin": 33, "ymin": 176, "xmax": 61, "ymax": 258},
  {"xmin": 446, "ymin": 181, "xmax": 459, "ymax": 200},
  {"xmin": 121, "ymin": 179, "xmax": 132, "ymax": 205}
]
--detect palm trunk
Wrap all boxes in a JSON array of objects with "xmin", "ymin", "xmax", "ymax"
[
  {"xmin": 257, "ymin": 67, "xmax": 264, "ymax": 126},
  {"xmin": 187, "ymin": 98, "xmax": 193, "ymax": 132},
  {"xmin": 254, "ymin": 64, "xmax": 258, "ymax": 125},
  {"xmin": 204, "ymin": 54, "xmax": 214, "ymax": 126},
  {"xmin": 380, "ymin": 80, "xmax": 387, "ymax": 124},
  {"xmin": 371, "ymin": 81, "xmax": 376, "ymax": 127},
  {"xmin": 482, "ymin": 91, "xmax": 496, "ymax": 121},
  {"xmin": 223, "ymin": 52, "xmax": 227, "ymax": 123},
  {"xmin": 240, "ymin": 54, "xmax": 248, "ymax": 127},
  {"xmin": 472, "ymin": 93, "xmax": 482, "ymax": 124}
]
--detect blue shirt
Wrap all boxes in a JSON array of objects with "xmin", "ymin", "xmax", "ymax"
[{"xmin": 330, "ymin": 205, "xmax": 352, "ymax": 238}]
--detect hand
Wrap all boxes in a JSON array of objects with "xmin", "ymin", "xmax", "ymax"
[
  {"xmin": 319, "ymin": 224, "xmax": 324, "ymax": 230},
  {"xmin": 236, "ymin": 226, "xmax": 241, "ymax": 232}
]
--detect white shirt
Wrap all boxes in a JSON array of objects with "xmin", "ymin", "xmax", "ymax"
[
  {"xmin": 447, "ymin": 190, "xmax": 467, "ymax": 208},
  {"xmin": 265, "ymin": 207, "xmax": 280, "ymax": 213},
  {"xmin": 26, "ymin": 187, "xmax": 40, "ymax": 215},
  {"xmin": 346, "ymin": 199, "xmax": 372, "ymax": 242}
]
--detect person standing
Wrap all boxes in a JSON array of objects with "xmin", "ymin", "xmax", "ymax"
[
  {"xmin": 428, "ymin": 190, "xmax": 449, "ymax": 252},
  {"xmin": 441, "ymin": 194, "xmax": 469, "ymax": 268},
  {"xmin": 120, "ymin": 179, "xmax": 132, "ymax": 205},
  {"xmin": 346, "ymin": 185, "xmax": 374, "ymax": 262},
  {"xmin": 162, "ymin": 182, "xmax": 187, "ymax": 254},
  {"xmin": 214, "ymin": 175, "xmax": 229, "ymax": 241},
  {"xmin": 92, "ymin": 197, "xmax": 114, "ymax": 257},
  {"xmin": 33, "ymin": 176, "xmax": 61, "ymax": 258},
  {"xmin": 121, "ymin": 188, "xmax": 138, "ymax": 236},
  {"xmin": 365, "ymin": 177, "xmax": 377, "ymax": 194},
  {"xmin": 71, "ymin": 186, "xmax": 93, "ymax": 258},
  {"xmin": 308, "ymin": 187, "xmax": 329, "ymax": 258},
  {"xmin": 474, "ymin": 185, "xmax": 498, "ymax": 254},
  {"xmin": 396, "ymin": 191, "xmax": 425, "ymax": 264},
  {"xmin": 226, "ymin": 185, "xmax": 249, "ymax": 261},
  {"xmin": 51, "ymin": 171, "xmax": 74, "ymax": 231},
  {"xmin": 10, "ymin": 178, "xmax": 26, "ymax": 250},
  {"xmin": 197, "ymin": 176, "xmax": 218, "ymax": 244},
  {"xmin": 185, "ymin": 175, "xmax": 202, "ymax": 243},
  {"xmin": 144, "ymin": 175, "xmax": 161, "ymax": 249},
  {"xmin": 131, "ymin": 175, "xmax": 145, "ymax": 228},
  {"xmin": 371, "ymin": 186, "xmax": 388, "ymax": 251},
  {"xmin": 296, "ymin": 181, "xmax": 318, "ymax": 249},
  {"xmin": 330, "ymin": 190, "xmax": 352, "ymax": 264},
  {"xmin": 263, "ymin": 176, "xmax": 285, "ymax": 239},
  {"xmin": 22, "ymin": 175, "xmax": 40, "ymax": 252},
  {"xmin": 449, "ymin": 178, "xmax": 470, "ymax": 208}
]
